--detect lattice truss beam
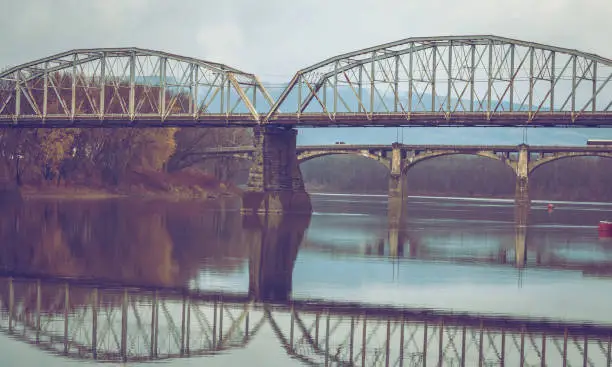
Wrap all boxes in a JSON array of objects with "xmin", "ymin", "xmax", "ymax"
[
  {"xmin": 0, "ymin": 278, "xmax": 263, "ymax": 362},
  {"xmin": 0, "ymin": 48, "xmax": 274, "ymax": 125},
  {"xmin": 272, "ymin": 310, "xmax": 612, "ymax": 367},
  {"xmin": 267, "ymin": 35, "xmax": 612, "ymax": 125}
]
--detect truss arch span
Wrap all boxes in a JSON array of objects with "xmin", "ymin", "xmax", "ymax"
[
  {"xmin": 0, "ymin": 48, "xmax": 274, "ymax": 126},
  {"xmin": 267, "ymin": 35, "xmax": 612, "ymax": 126},
  {"xmin": 529, "ymin": 152, "xmax": 612, "ymax": 175},
  {"xmin": 297, "ymin": 150, "xmax": 391, "ymax": 170}
]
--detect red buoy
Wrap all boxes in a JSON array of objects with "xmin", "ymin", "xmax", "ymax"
[{"xmin": 599, "ymin": 221, "xmax": 612, "ymax": 237}]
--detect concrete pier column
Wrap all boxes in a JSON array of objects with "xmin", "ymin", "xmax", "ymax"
[
  {"xmin": 242, "ymin": 126, "xmax": 312, "ymax": 215},
  {"xmin": 515, "ymin": 144, "xmax": 530, "ymax": 207},
  {"xmin": 245, "ymin": 213, "xmax": 311, "ymax": 302},
  {"xmin": 388, "ymin": 143, "xmax": 407, "ymax": 226}
]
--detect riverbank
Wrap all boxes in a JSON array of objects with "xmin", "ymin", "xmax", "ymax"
[{"xmin": 5, "ymin": 169, "xmax": 242, "ymax": 201}]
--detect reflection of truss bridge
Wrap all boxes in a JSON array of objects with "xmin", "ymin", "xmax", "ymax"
[{"xmin": 1, "ymin": 276, "xmax": 611, "ymax": 366}]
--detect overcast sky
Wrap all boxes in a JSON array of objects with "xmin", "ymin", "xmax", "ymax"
[{"xmin": 1, "ymin": 0, "xmax": 610, "ymax": 84}]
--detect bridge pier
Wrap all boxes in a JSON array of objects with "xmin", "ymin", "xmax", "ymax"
[
  {"xmin": 242, "ymin": 126, "xmax": 312, "ymax": 216},
  {"xmin": 514, "ymin": 204, "xmax": 529, "ymax": 268},
  {"xmin": 245, "ymin": 213, "xmax": 310, "ymax": 302},
  {"xmin": 388, "ymin": 143, "xmax": 407, "ymax": 227},
  {"xmin": 515, "ymin": 144, "xmax": 530, "ymax": 207}
]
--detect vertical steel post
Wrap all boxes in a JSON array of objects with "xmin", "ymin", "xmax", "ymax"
[
  {"xmin": 431, "ymin": 46, "xmax": 437, "ymax": 113},
  {"xmin": 129, "ymin": 51, "xmax": 135, "ymax": 120},
  {"xmin": 64, "ymin": 283, "xmax": 69, "ymax": 355},
  {"xmin": 423, "ymin": 321, "xmax": 428, "ymax": 367},
  {"xmin": 370, "ymin": 52, "xmax": 375, "ymax": 115},
  {"xmin": 185, "ymin": 296, "xmax": 191, "ymax": 355},
  {"xmin": 36, "ymin": 280, "xmax": 41, "ymax": 343},
  {"xmin": 43, "ymin": 63, "xmax": 48, "ymax": 120},
  {"xmin": 297, "ymin": 77, "xmax": 302, "ymax": 117},
  {"xmin": 399, "ymin": 318, "xmax": 405, "ymax": 367},
  {"xmin": 528, "ymin": 47, "xmax": 534, "ymax": 119},
  {"xmin": 150, "ymin": 291, "xmax": 158, "ymax": 358},
  {"xmin": 14, "ymin": 71, "xmax": 20, "ymax": 119},
  {"xmin": 71, "ymin": 53, "xmax": 77, "ymax": 120},
  {"xmin": 583, "ymin": 335, "xmax": 588, "ymax": 367},
  {"xmin": 362, "ymin": 315, "xmax": 367, "ymax": 366},
  {"xmin": 509, "ymin": 45, "xmax": 515, "ymax": 111},
  {"xmin": 592, "ymin": 62, "xmax": 597, "ymax": 112},
  {"xmin": 479, "ymin": 323, "xmax": 484, "ymax": 367},
  {"xmin": 358, "ymin": 65, "xmax": 363, "ymax": 113},
  {"xmin": 289, "ymin": 308, "xmax": 294, "ymax": 350},
  {"xmin": 226, "ymin": 77, "xmax": 231, "ymax": 117},
  {"xmin": 349, "ymin": 316, "xmax": 355, "ymax": 362},
  {"xmin": 180, "ymin": 295, "xmax": 187, "ymax": 356},
  {"xmin": 408, "ymin": 43, "xmax": 414, "ymax": 116},
  {"xmin": 447, "ymin": 41, "xmax": 452, "ymax": 115},
  {"xmin": 571, "ymin": 56, "xmax": 577, "ymax": 117},
  {"xmin": 160, "ymin": 57, "xmax": 166, "ymax": 120},
  {"xmin": 550, "ymin": 52, "xmax": 556, "ymax": 112},
  {"xmin": 520, "ymin": 327, "xmax": 525, "ymax": 367},
  {"xmin": 99, "ymin": 52, "xmax": 105, "ymax": 119},
  {"xmin": 607, "ymin": 334, "xmax": 611, "ymax": 367},
  {"xmin": 325, "ymin": 313, "xmax": 330, "ymax": 367},
  {"xmin": 92, "ymin": 288, "xmax": 98, "ymax": 359},
  {"xmin": 189, "ymin": 64, "xmax": 195, "ymax": 115},
  {"xmin": 541, "ymin": 332, "xmax": 546, "ymax": 367},
  {"xmin": 470, "ymin": 44, "xmax": 475, "ymax": 112},
  {"xmin": 212, "ymin": 301, "xmax": 217, "ymax": 348},
  {"xmin": 218, "ymin": 302, "xmax": 224, "ymax": 343},
  {"xmin": 487, "ymin": 41, "xmax": 493, "ymax": 118},
  {"xmin": 501, "ymin": 329, "xmax": 506, "ymax": 367},
  {"xmin": 394, "ymin": 55, "xmax": 400, "ymax": 113},
  {"xmin": 461, "ymin": 326, "xmax": 466, "ymax": 367},
  {"xmin": 315, "ymin": 313, "xmax": 320, "ymax": 345},
  {"xmin": 563, "ymin": 328, "xmax": 568, "ymax": 367},
  {"xmin": 385, "ymin": 318, "xmax": 391, "ymax": 367},
  {"xmin": 333, "ymin": 61, "xmax": 338, "ymax": 118},
  {"xmin": 120, "ymin": 289, "xmax": 128, "ymax": 361},
  {"xmin": 193, "ymin": 66, "xmax": 199, "ymax": 118},
  {"xmin": 438, "ymin": 321, "xmax": 444, "ymax": 367},
  {"xmin": 8, "ymin": 278, "xmax": 14, "ymax": 332}
]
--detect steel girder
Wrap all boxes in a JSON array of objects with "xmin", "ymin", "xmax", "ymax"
[
  {"xmin": 266, "ymin": 35, "xmax": 612, "ymax": 127},
  {"xmin": 0, "ymin": 48, "xmax": 274, "ymax": 126}
]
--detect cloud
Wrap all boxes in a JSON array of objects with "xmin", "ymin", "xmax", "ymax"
[{"xmin": 0, "ymin": 0, "xmax": 610, "ymax": 81}]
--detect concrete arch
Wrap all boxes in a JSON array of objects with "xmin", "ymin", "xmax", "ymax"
[
  {"xmin": 297, "ymin": 150, "xmax": 391, "ymax": 170},
  {"xmin": 401, "ymin": 151, "xmax": 515, "ymax": 175},
  {"xmin": 529, "ymin": 152, "xmax": 612, "ymax": 175}
]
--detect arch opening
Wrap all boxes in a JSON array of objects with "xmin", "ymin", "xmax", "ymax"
[
  {"xmin": 403, "ymin": 154, "xmax": 517, "ymax": 199},
  {"xmin": 530, "ymin": 155, "xmax": 612, "ymax": 202},
  {"xmin": 300, "ymin": 154, "xmax": 390, "ymax": 194}
]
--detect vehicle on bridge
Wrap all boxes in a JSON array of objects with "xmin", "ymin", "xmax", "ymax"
[
  {"xmin": 587, "ymin": 139, "xmax": 612, "ymax": 146},
  {"xmin": 334, "ymin": 141, "xmax": 345, "ymax": 144}
]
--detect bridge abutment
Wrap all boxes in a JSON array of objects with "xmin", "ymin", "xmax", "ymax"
[{"xmin": 242, "ymin": 126, "xmax": 312, "ymax": 216}]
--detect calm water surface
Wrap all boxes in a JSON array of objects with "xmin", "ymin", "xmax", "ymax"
[{"xmin": 1, "ymin": 193, "xmax": 612, "ymax": 366}]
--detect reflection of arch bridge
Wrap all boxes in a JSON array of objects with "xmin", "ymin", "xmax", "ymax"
[{"xmin": 1, "ymin": 275, "xmax": 611, "ymax": 366}]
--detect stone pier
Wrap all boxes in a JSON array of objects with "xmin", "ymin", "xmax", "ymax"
[
  {"xmin": 515, "ymin": 144, "xmax": 530, "ymax": 207},
  {"xmin": 245, "ymin": 213, "xmax": 311, "ymax": 302},
  {"xmin": 388, "ymin": 143, "xmax": 407, "ymax": 226},
  {"xmin": 242, "ymin": 126, "xmax": 312, "ymax": 215}
]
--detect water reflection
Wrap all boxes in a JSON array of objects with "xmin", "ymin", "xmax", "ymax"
[
  {"xmin": 1, "ymin": 275, "xmax": 611, "ymax": 366},
  {"xmin": 2, "ymin": 195, "xmax": 612, "ymax": 365}
]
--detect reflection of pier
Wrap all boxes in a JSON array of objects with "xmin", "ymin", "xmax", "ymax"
[{"xmin": 1, "ymin": 275, "xmax": 611, "ymax": 366}]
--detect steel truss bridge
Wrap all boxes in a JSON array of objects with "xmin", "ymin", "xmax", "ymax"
[
  {"xmin": 1, "ymin": 275, "xmax": 612, "ymax": 366},
  {"xmin": 1, "ymin": 36, "xmax": 611, "ymax": 127}
]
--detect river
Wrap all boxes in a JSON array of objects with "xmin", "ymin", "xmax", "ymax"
[{"xmin": 1, "ymin": 193, "xmax": 612, "ymax": 366}]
